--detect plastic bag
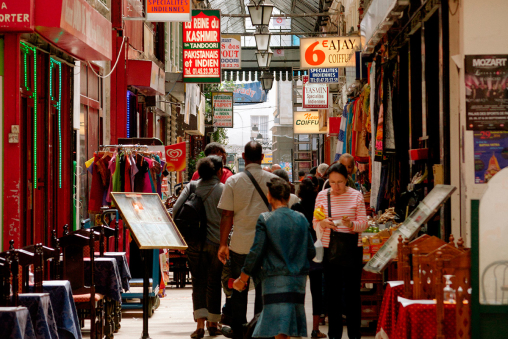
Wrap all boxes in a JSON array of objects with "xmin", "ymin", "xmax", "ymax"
[{"xmin": 313, "ymin": 239, "xmax": 324, "ymax": 263}]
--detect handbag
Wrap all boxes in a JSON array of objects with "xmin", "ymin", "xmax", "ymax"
[{"xmin": 325, "ymin": 189, "xmax": 362, "ymax": 267}]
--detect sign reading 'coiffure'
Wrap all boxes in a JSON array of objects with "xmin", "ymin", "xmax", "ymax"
[
  {"xmin": 0, "ymin": 0, "xmax": 34, "ymax": 32},
  {"xmin": 293, "ymin": 111, "xmax": 327, "ymax": 134},
  {"xmin": 183, "ymin": 10, "xmax": 221, "ymax": 83},
  {"xmin": 300, "ymin": 37, "xmax": 360, "ymax": 70}
]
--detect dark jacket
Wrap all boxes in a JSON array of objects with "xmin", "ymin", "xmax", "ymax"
[{"xmin": 242, "ymin": 207, "xmax": 316, "ymax": 280}]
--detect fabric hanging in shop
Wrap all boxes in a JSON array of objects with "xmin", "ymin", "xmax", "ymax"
[
  {"xmin": 370, "ymin": 62, "xmax": 382, "ymax": 209},
  {"xmin": 374, "ymin": 62, "xmax": 384, "ymax": 162},
  {"xmin": 384, "ymin": 62, "xmax": 396, "ymax": 153}
]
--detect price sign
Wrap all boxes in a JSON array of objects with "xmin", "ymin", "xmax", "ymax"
[{"xmin": 300, "ymin": 37, "xmax": 360, "ymax": 69}]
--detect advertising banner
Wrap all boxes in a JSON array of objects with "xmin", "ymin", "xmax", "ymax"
[
  {"xmin": 309, "ymin": 68, "xmax": 339, "ymax": 84},
  {"xmin": 465, "ymin": 55, "xmax": 508, "ymax": 130},
  {"xmin": 0, "ymin": 0, "xmax": 33, "ymax": 32},
  {"xmin": 212, "ymin": 92, "xmax": 234, "ymax": 128},
  {"xmin": 474, "ymin": 130, "xmax": 508, "ymax": 183},
  {"xmin": 300, "ymin": 37, "xmax": 360, "ymax": 69},
  {"xmin": 145, "ymin": 0, "xmax": 191, "ymax": 22},
  {"xmin": 183, "ymin": 10, "xmax": 221, "ymax": 83},
  {"xmin": 302, "ymin": 75, "xmax": 329, "ymax": 109},
  {"xmin": 165, "ymin": 142, "xmax": 187, "ymax": 172},
  {"xmin": 294, "ymin": 111, "xmax": 327, "ymax": 134},
  {"xmin": 233, "ymin": 82, "xmax": 267, "ymax": 103},
  {"xmin": 280, "ymin": 162, "xmax": 293, "ymax": 182},
  {"xmin": 221, "ymin": 34, "xmax": 241, "ymax": 69}
]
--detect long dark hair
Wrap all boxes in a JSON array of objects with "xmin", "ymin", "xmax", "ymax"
[{"xmin": 298, "ymin": 178, "xmax": 318, "ymax": 205}]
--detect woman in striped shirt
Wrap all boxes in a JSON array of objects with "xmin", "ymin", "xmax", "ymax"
[{"xmin": 312, "ymin": 163, "xmax": 368, "ymax": 339}]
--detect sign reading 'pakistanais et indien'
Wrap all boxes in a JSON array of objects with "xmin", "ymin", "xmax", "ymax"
[
  {"xmin": 299, "ymin": 37, "xmax": 361, "ymax": 69},
  {"xmin": 183, "ymin": 10, "xmax": 221, "ymax": 83}
]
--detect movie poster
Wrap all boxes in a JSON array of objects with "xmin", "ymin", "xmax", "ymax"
[
  {"xmin": 474, "ymin": 130, "xmax": 508, "ymax": 183},
  {"xmin": 465, "ymin": 55, "xmax": 508, "ymax": 130}
]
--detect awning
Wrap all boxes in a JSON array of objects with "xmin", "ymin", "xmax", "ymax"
[
  {"xmin": 127, "ymin": 60, "xmax": 165, "ymax": 96},
  {"xmin": 34, "ymin": 0, "xmax": 112, "ymax": 61},
  {"xmin": 360, "ymin": 0, "xmax": 409, "ymax": 55}
]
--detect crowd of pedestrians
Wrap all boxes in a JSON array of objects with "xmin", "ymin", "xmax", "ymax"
[{"xmin": 173, "ymin": 141, "xmax": 367, "ymax": 339}]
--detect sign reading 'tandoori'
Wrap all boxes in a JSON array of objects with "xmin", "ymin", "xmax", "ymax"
[
  {"xmin": 300, "ymin": 37, "xmax": 360, "ymax": 69},
  {"xmin": 183, "ymin": 10, "xmax": 221, "ymax": 83}
]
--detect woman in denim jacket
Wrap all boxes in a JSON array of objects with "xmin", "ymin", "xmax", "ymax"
[{"xmin": 233, "ymin": 177, "xmax": 316, "ymax": 339}]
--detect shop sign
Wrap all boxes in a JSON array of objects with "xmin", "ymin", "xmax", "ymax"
[
  {"xmin": 302, "ymin": 75, "xmax": 329, "ymax": 109},
  {"xmin": 294, "ymin": 111, "xmax": 327, "ymax": 134},
  {"xmin": 261, "ymin": 153, "xmax": 272, "ymax": 164},
  {"xmin": 0, "ymin": 0, "xmax": 34, "ymax": 32},
  {"xmin": 233, "ymin": 82, "xmax": 267, "ymax": 103},
  {"xmin": 465, "ymin": 55, "xmax": 508, "ymax": 131},
  {"xmin": 212, "ymin": 91, "xmax": 233, "ymax": 128},
  {"xmin": 474, "ymin": 130, "xmax": 508, "ymax": 184},
  {"xmin": 183, "ymin": 10, "xmax": 221, "ymax": 83},
  {"xmin": 274, "ymin": 49, "xmax": 284, "ymax": 57},
  {"xmin": 165, "ymin": 142, "xmax": 186, "ymax": 172},
  {"xmin": 309, "ymin": 68, "xmax": 339, "ymax": 84},
  {"xmin": 145, "ymin": 0, "xmax": 191, "ymax": 22},
  {"xmin": 300, "ymin": 37, "xmax": 360, "ymax": 69},
  {"xmin": 221, "ymin": 34, "xmax": 241, "ymax": 69}
]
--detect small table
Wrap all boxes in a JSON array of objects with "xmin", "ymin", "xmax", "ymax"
[
  {"xmin": 376, "ymin": 281, "xmax": 405, "ymax": 339},
  {"xmin": 18, "ymin": 293, "xmax": 59, "ymax": 339},
  {"xmin": 96, "ymin": 252, "xmax": 132, "ymax": 291},
  {"xmin": 0, "ymin": 306, "xmax": 36, "ymax": 339}
]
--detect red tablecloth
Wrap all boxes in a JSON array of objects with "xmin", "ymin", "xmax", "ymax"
[
  {"xmin": 376, "ymin": 282, "xmax": 405, "ymax": 338},
  {"xmin": 394, "ymin": 303, "xmax": 456, "ymax": 339}
]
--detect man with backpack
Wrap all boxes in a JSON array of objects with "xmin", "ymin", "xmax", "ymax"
[{"xmin": 217, "ymin": 141, "xmax": 278, "ymax": 339}]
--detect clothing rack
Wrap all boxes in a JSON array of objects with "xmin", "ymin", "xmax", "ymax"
[{"xmin": 99, "ymin": 144, "xmax": 149, "ymax": 151}]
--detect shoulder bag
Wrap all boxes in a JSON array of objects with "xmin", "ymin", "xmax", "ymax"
[{"xmin": 244, "ymin": 170, "xmax": 272, "ymax": 212}]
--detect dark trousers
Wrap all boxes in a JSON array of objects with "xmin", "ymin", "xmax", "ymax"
[
  {"xmin": 309, "ymin": 269, "xmax": 324, "ymax": 316},
  {"xmin": 230, "ymin": 250, "xmax": 263, "ymax": 339},
  {"xmin": 323, "ymin": 248, "xmax": 363, "ymax": 339},
  {"xmin": 187, "ymin": 240, "xmax": 224, "ymax": 322}
]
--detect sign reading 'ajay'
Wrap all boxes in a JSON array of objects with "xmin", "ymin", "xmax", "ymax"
[
  {"xmin": 300, "ymin": 37, "xmax": 360, "ymax": 69},
  {"xmin": 183, "ymin": 10, "xmax": 221, "ymax": 83}
]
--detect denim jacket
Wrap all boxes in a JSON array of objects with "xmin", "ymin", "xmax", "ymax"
[{"xmin": 242, "ymin": 207, "xmax": 316, "ymax": 280}]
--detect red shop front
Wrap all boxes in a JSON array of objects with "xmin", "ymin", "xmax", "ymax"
[{"xmin": 1, "ymin": 0, "xmax": 111, "ymax": 250}]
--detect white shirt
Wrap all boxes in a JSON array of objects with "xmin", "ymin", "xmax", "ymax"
[
  {"xmin": 288, "ymin": 194, "xmax": 300, "ymax": 208},
  {"xmin": 218, "ymin": 163, "xmax": 278, "ymax": 254}
]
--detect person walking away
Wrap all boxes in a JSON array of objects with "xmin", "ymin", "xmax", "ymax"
[
  {"xmin": 233, "ymin": 178, "xmax": 316, "ymax": 339},
  {"xmin": 272, "ymin": 169, "xmax": 300, "ymax": 208},
  {"xmin": 191, "ymin": 142, "xmax": 233, "ymax": 184},
  {"xmin": 313, "ymin": 163, "xmax": 368, "ymax": 339},
  {"xmin": 217, "ymin": 141, "xmax": 278, "ymax": 339},
  {"xmin": 316, "ymin": 163, "xmax": 329, "ymax": 179},
  {"xmin": 291, "ymin": 178, "xmax": 326, "ymax": 339},
  {"xmin": 173, "ymin": 156, "xmax": 225, "ymax": 338}
]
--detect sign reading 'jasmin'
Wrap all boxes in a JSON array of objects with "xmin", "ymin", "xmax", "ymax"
[
  {"xmin": 183, "ymin": 10, "xmax": 221, "ymax": 83},
  {"xmin": 212, "ymin": 92, "xmax": 233, "ymax": 128},
  {"xmin": 302, "ymin": 75, "xmax": 329, "ymax": 109}
]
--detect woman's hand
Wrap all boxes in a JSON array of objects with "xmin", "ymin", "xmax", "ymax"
[
  {"xmin": 342, "ymin": 216, "xmax": 352, "ymax": 229},
  {"xmin": 233, "ymin": 277, "xmax": 248, "ymax": 291},
  {"xmin": 319, "ymin": 218, "xmax": 335, "ymax": 230}
]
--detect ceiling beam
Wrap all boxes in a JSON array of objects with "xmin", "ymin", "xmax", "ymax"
[
  {"xmin": 221, "ymin": 31, "xmax": 340, "ymax": 35},
  {"xmin": 221, "ymin": 11, "xmax": 338, "ymax": 17}
]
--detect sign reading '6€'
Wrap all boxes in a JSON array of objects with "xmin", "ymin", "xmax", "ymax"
[{"xmin": 299, "ymin": 37, "xmax": 360, "ymax": 69}]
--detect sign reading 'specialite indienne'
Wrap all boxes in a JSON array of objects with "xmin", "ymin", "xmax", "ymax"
[{"xmin": 183, "ymin": 10, "xmax": 221, "ymax": 83}]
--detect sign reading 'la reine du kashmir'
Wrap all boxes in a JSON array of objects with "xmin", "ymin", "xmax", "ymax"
[
  {"xmin": 183, "ymin": 10, "xmax": 221, "ymax": 83},
  {"xmin": 212, "ymin": 92, "xmax": 234, "ymax": 128}
]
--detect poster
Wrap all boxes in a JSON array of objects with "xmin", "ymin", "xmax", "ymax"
[
  {"xmin": 183, "ymin": 10, "xmax": 221, "ymax": 83},
  {"xmin": 302, "ymin": 76, "xmax": 329, "ymax": 109},
  {"xmin": 280, "ymin": 162, "xmax": 293, "ymax": 182},
  {"xmin": 212, "ymin": 92, "xmax": 233, "ymax": 128},
  {"xmin": 233, "ymin": 82, "xmax": 267, "ymax": 103},
  {"xmin": 465, "ymin": 55, "xmax": 508, "ymax": 130},
  {"xmin": 165, "ymin": 142, "xmax": 187, "ymax": 172},
  {"xmin": 221, "ymin": 35, "xmax": 241, "ymax": 69},
  {"xmin": 474, "ymin": 130, "xmax": 508, "ymax": 183}
]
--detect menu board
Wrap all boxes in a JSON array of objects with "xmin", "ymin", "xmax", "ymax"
[
  {"xmin": 111, "ymin": 193, "xmax": 187, "ymax": 250},
  {"xmin": 212, "ymin": 92, "xmax": 233, "ymax": 128},
  {"xmin": 363, "ymin": 185, "xmax": 456, "ymax": 273}
]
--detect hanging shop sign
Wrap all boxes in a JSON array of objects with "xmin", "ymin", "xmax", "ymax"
[
  {"xmin": 212, "ymin": 92, "xmax": 234, "ymax": 128},
  {"xmin": 0, "ymin": 0, "xmax": 34, "ymax": 32},
  {"xmin": 465, "ymin": 55, "xmax": 508, "ymax": 131},
  {"xmin": 221, "ymin": 34, "xmax": 241, "ymax": 69},
  {"xmin": 294, "ymin": 111, "xmax": 327, "ymax": 134},
  {"xmin": 261, "ymin": 153, "xmax": 273, "ymax": 165},
  {"xmin": 273, "ymin": 17, "xmax": 286, "ymax": 26},
  {"xmin": 309, "ymin": 68, "xmax": 339, "ymax": 84},
  {"xmin": 302, "ymin": 75, "xmax": 329, "ymax": 109},
  {"xmin": 165, "ymin": 142, "xmax": 187, "ymax": 172},
  {"xmin": 300, "ymin": 36, "xmax": 360, "ymax": 69},
  {"xmin": 474, "ymin": 130, "xmax": 508, "ymax": 184},
  {"xmin": 183, "ymin": 10, "xmax": 221, "ymax": 83},
  {"xmin": 145, "ymin": 0, "xmax": 191, "ymax": 22},
  {"xmin": 274, "ymin": 49, "xmax": 284, "ymax": 57},
  {"xmin": 233, "ymin": 82, "xmax": 267, "ymax": 103}
]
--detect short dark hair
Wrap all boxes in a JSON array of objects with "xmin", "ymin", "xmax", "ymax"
[
  {"xmin": 298, "ymin": 178, "xmax": 318, "ymax": 201},
  {"xmin": 298, "ymin": 170, "xmax": 305, "ymax": 177},
  {"xmin": 326, "ymin": 163, "xmax": 348, "ymax": 180},
  {"xmin": 244, "ymin": 141, "xmax": 263, "ymax": 162},
  {"xmin": 204, "ymin": 142, "xmax": 225, "ymax": 156},
  {"xmin": 273, "ymin": 169, "xmax": 289, "ymax": 182},
  {"xmin": 197, "ymin": 155, "xmax": 223, "ymax": 180},
  {"xmin": 309, "ymin": 167, "xmax": 317, "ymax": 175},
  {"xmin": 266, "ymin": 177, "xmax": 290, "ymax": 202}
]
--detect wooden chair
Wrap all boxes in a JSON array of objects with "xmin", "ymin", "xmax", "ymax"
[
  {"xmin": 21, "ymin": 242, "xmax": 61, "ymax": 292},
  {"xmin": 412, "ymin": 243, "xmax": 463, "ymax": 299},
  {"xmin": 435, "ymin": 250, "xmax": 471, "ymax": 339},
  {"xmin": 91, "ymin": 224, "xmax": 119, "ymax": 255},
  {"xmin": 60, "ymin": 229, "xmax": 104, "ymax": 339}
]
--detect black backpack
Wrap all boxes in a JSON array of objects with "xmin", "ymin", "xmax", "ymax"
[{"xmin": 174, "ymin": 182, "xmax": 216, "ymax": 244}]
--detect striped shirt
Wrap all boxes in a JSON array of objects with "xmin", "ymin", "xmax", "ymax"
[{"xmin": 312, "ymin": 187, "xmax": 368, "ymax": 247}]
